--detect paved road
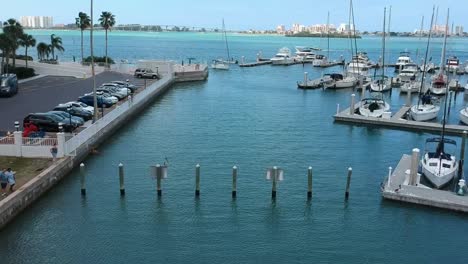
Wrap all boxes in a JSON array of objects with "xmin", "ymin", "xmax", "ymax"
[{"xmin": 0, "ymin": 72, "xmax": 148, "ymax": 131}]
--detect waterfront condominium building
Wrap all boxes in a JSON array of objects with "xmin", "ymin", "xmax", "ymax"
[{"xmin": 20, "ymin": 16, "xmax": 54, "ymax": 28}]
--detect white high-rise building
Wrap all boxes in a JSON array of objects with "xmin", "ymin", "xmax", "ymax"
[
  {"xmin": 455, "ymin": 25, "xmax": 464, "ymax": 35},
  {"xmin": 20, "ymin": 16, "xmax": 54, "ymax": 28}
]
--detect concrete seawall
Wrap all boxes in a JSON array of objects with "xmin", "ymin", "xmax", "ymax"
[{"xmin": 0, "ymin": 73, "xmax": 175, "ymax": 229}]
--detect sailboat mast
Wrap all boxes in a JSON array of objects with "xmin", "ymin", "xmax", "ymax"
[
  {"xmin": 416, "ymin": 6, "xmax": 435, "ymax": 108},
  {"xmin": 223, "ymin": 19, "xmax": 231, "ymax": 61},
  {"xmin": 381, "ymin": 7, "xmax": 386, "ymax": 84},
  {"xmin": 327, "ymin": 11, "xmax": 330, "ymax": 59},
  {"xmin": 440, "ymin": 10, "xmax": 449, "ymax": 75},
  {"xmin": 440, "ymin": 9, "xmax": 450, "ymax": 144}
]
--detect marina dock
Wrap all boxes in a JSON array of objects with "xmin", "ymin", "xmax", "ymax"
[
  {"xmin": 239, "ymin": 61, "xmax": 272, "ymax": 67},
  {"xmin": 382, "ymin": 154, "xmax": 468, "ymax": 212},
  {"xmin": 334, "ymin": 100, "xmax": 468, "ymax": 136}
]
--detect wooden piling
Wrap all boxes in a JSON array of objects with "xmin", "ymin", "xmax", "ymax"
[
  {"xmin": 360, "ymin": 75, "xmax": 365, "ymax": 98},
  {"xmin": 410, "ymin": 148, "xmax": 420, "ymax": 186},
  {"xmin": 272, "ymin": 166, "xmax": 278, "ymax": 199},
  {"xmin": 232, "ymin": 166, "xmax": 237, "ymax": 198},
  {"xmin": 80, "ymin": 163, "xmax": 86, "ymax": 196},
  {"xmin": 458, "ymin": 131, "xmax": 467, "ymax": 181},
  {"xmin": 345, "ymin": 167, "xmax": 352, "ymax": 200},
  {"xmin": 307, "ymin": 166, "xmax": 313, "ymax": 199},
  {"xmin": 448, "ymin": 91, "xmax": 453, "ymax": 116},
  {"xmin": 118, "ymin": 163, "xmax": 125, "ymax": 196},
  {"xmin": 406, "ymin": 89, "xmax": 412, "ymax": 107},
  {"xmin": 304, "ymin": 72, "xmax": 308, "ymax": 85},
  {"xmin": 156, "ymin": 164, "xmax": 162, "ymax": 197},
  {"xmin": 195, "ymin": 164, "xmax": 200, "ymax": 197},
  {"xmin": 350, "ymin": 94, "xmax": 355, "ymax": 115}
]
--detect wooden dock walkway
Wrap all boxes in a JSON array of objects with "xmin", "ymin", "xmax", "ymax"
[
  {"xmin": 382, "ymin": 154, "xmax": 468, "ymax": 212},
  {"xmin": 334, "ymin": 103, "xmax": 468, "ymax": 136},
  {"xmin": 239, "ymin": 61, "xmax": 272, "ymax": 67}
]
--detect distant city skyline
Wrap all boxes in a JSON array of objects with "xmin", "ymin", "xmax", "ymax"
[{"xmin": 1, "ymin": 0, "xmax": 467, "ymax": 32}]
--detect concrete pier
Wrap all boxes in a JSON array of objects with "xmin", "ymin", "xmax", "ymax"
[
  {"xmin": 334, "ymin": 103, "xmax": 468, "ymax": 136},
  {"xmin": 382, "ymin": 154, "xmax": 468, "ymax": 212}
]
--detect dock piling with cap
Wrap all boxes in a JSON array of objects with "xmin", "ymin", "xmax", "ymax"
[
  {"xmin": 307, "ymin": 167, "xmax": 313, "ymax": 199},
  {"xmin": 195, "ymin": 164, "xmax": 200, "ymax": 197},
  {"xmin": 350, "ymin": 94, "xmax": 355, "ymax": 115},
  {"xmin": 232, "ymin": 166, "xmax": 237, "ymax": 198},
  {"xmin": 119, "ymin": 163, "xmax": 125, "ymax": 196},
  {"xmin": 80, "ymin": 163, "xmax": 86, "ymax": 196},
  {"xmin": 345, "ymin": 167, "xmax": 352, "ymax": 200}
]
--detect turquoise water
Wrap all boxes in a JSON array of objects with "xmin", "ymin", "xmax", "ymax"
[{"xmin": 1, "ymin": 31, "xmax": 468, "ymax": 263}]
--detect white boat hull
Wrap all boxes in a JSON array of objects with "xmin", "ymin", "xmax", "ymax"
[
  {"xmin": 211, "ymin": 63, "xmax": 229, "ymax": 70},
  {"xmin": 370, "ymin": 83, "xmax": 391, "ymax": 92},
  {"xmin": 400, "ymin": 82, "xmax": 426, "ymax": 93},
  {"xmin": 326, "ymin": 77, "xmax": 357, "ymax": 89},
  {"xmin": 430, "ymin": 87, "xmax": 447, "ymax": 95},
  {"xmin": 460, "ymin": 108, "xmax": 468, "ymax": 125},
  {"xmin": 271, "ymin": 58, "xmax": 295, "ymax": 65},
  {"xmin": 410, "ymin": 104, "xmax": 440, "ymax": 121},
  {"xmin": 358, "ymin": 102, "xmax": 390, "ymax": 118},
  {"xmin": 422, "ymin": 155, "xmax": 458, "ymax": 188}
]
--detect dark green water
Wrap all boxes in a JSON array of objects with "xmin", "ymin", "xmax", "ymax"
[{"xmin": 1, "ymin": 32, "xmax": 468, "ymax": 263}]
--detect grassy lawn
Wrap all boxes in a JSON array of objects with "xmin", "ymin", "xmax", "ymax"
[{"xmin": 0, "ymin": 156, "xmax": 52, "ymax": 199}]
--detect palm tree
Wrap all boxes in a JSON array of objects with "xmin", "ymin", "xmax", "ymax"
[
  {"xmin": 0, "ymin": 33, "xmax": 14, "ymax": 73},
  {"xmin": 98, "ymin": 11, "xmax": 116, "ymax": 67},
  {"xmin": 36, "ymin": 42, "xmax": 49, "ymax": 61},
  {"xmin": 18, "ymin": 34, "xmax": 36, "ymax": 68},
  {"xmin": 49, "ymin": 34, "xmax": 65, "ymax": 60},
  {"xmin": 2, "ymin": 19, "xmax": 24, "ymax": 67},
  {"xmin": 75, "ymin": 12, "xmax": 91, "ymax": 63}
]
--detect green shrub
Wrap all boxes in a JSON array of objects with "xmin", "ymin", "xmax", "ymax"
[
  {"xmin": 0, "ymin": 54, "xmax": 33, "ymax": 61},
  {"xmin": 83, "ymin": 56, "xmax": 115, "ymax": 64},
  {"xmin": 9, "ymin": 67, "xmax": 36, "ymax": 79}
]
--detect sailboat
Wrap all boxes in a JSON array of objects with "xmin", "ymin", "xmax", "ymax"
[
  {"xmin": 410, "ymin": 6, "xmax": 440, "ymax": 122},
  {"xmin": 370, "ymin": 7, "xmax": 391, "ymax": 92},
  {"xmin": 420, "ymin": 9, "xmax": 458, "ymax": 189},
  {"xmin": 211, "ymin": 19, "xmax": 232, "ymax": 70},
  {"xmin": 429, "ymin": 12, "xmax": 450, "ymax": 95}
]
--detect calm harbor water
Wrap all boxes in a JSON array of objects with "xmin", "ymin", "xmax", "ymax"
[{"xmin": 1, "ymin": 31, "xmax": 468, "ymax": 263}]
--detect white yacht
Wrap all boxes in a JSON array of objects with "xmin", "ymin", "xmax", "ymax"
[
  {"xmin": 409, "ymin": 94, "xmax": 440, "ymax": 121},
  {"xmin": 358, "ymin": 98, "xmax": 390, "ymax": 118},
  {"xmin": 446, "ymin": 56, "xmax": 460, "ymax": 73},
  {"xmin": 346, "ymin": 61, "xmax": 369, "ymax": 78},
  {"xmin": 294, "ymin": 46, "xmax": 317, "ymax": 62},
  {"xmin": 421, "ymin": 138, "xmax": 458, "ymax": 188},
  {"xmin": 211, "ymin": 59, "xmax": 229, "ymax": 70},
  {"xmin": 398, "ymin": 63, "xmax": 419, "ymax": 83},
  {"xmin": 312, "ymin": 54, "xmax": 328, "ymax": 67},
  {"xmin": 400, "ymin": 81, "xmax": 427, "ymax": 93},
  {"xmin": 459, "ymin": 106, "xmax": 468, "ymax": 125},
  {"xmin": 430, "ymin": 74, "xmax": 448, "ymax": 95},
  {"xmin": 395, "ymin": 51, "xmax": 413, "ymax": 70},
  {"xmin": 323, "ymin": 73, "xmax": 357, "ymax": 89},
  {"xmin": 370, "ymin": 76, "xmax": 392, "ymax": 92},
  {"xmin": 270, "ymin": 47, "xmax": 295, "ymax": 65}
]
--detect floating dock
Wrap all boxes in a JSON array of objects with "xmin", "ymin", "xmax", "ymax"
[
  {"xmin": 239, "ymin": 61, "xmax": 272, "ymax": 67},
  {"xmin": 382, "ymin": 154, "xmax": 468, "ymax": 212},
  {"xmin": 334, "ymin": 100, "xmax": 468, "ymax": 136}
]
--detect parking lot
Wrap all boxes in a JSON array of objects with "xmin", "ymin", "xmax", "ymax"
[{"xmin": 0, "ymin": 72, "xmax": 153, "ymax": 132}]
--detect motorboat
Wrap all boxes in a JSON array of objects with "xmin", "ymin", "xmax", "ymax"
[
  {"xmin": 421, "ymin": 62, "xmax": 437, "ymax": 73},
  {"xmin": 323, "ymin": 73, "xmax": 357, "ymax": 89},
  {"xmin": 294, "ymin": 46, "xmax": 317, "ymax": 62},
  {"xmin": 370, "ymin": 76, "xmax": 392, "ymax": 92},
  {"xmin": 358, "ymin": 98, "xmax": 390, "ymax": 118},
  {"xmin": 449, "ymin": 79, "xmax": 461, "ymax": 91},
  {"xmin": 410, "ymin": 94, "xmax": 440, "ymax": 121},
  {"xmin": 421, "ymin": 138, "xmax": 458, "ymax": 188},
  {"xmin": 398, "ymin": 63, "xmax": 419, "ymax": 83},
  {"xmin": 395, "ymin": 51, "xmax": 413, "ymax": 71},
  {"xmin": 270, "ymin": 47, "xmax": 295, "ymax": 65},
  {"xmin": 459, "ymin": 106, "xmax": 468, "ymax": 125},
  {"xmin": 297, "ymin": 75, "xmax": 332, "ymax": 89},
  {"xmin": 400, "ymin": 81, "xmax": 427, "ymax": 93},
  {"xmin": 446, "ymin": 56, "xmax": 460, "ymax": 73},
  {"xmin": 312, "ymin": 54, "xmax": 328, "ymax": 67},
  {"xmin": 346, "ymin": 61, "xmax": 369, "ymax": 78},
  {"xmin": 430, "ymin": 74, "xmax": 448, "ymax": 95},
  {"xmin": 211, "ymin": 59, "xmax": 229, "ymax": 70}
]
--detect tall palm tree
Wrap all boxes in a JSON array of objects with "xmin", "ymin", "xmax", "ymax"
[
  {"xmin": 0, "ymin": 33, "xmax": 14, "ymax": 73},
  {"xmin": 36, "ymin": 42, "xmax": 49, "ymax": 61},
  {"xmin": 2, "ymin": 19, "xmax": 24, "ymax": 67},
  {"xmin": 98, "ymin": 11, "xmax": 116, "ymax": 67},
  {"xmin": 49, "ymin": 34, "xmax": 65, "ymax": 60},
  {"xmin": 18, "ymin": 34, "xmax": 36, "ymax": 68},
  {"xmin": 75, "ymin": 12, "xmax": 91, "ymax": 63}
]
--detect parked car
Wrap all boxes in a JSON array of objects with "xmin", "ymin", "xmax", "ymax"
[
  {"xmin": 134, "ymin": 68, "xmax": 160, "ymax": 79},
  {"xmin": 47, "ymin": 111, "xmax": 85, "ymax": 126},
  {"xmin": 53, "ymin": 105, "xmax": 93, "ymax": 121},
  {"xmin": 78, "ymin": 94, "xmax": 114, "ymax": 108},
  {"xmin": 0, "ymin": 74, "xmax": 18, "ymax": 97},
  {"xmin": 58, "ymin": 101, "xmax": 94, "ymax": 114},
  {"xmin": 84, "ymin": 92, "xmax": 118, "ymax": 104},
  {"xmin": 101, "ymin": 83, "xmax": 132, "ymax": 95},
  {"xmin": 111, "ymin": 80, "xmax": 138, "ymax": 92},
  {"xmin": 24, "ymin": 113, "xmax": 76, "ymax": 132},
  {"xmin": 97, "ymin": 87, "xmax": 127, "ymax": 100}
]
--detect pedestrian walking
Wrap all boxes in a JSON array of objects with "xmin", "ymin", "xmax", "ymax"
[
  {"xmin": 50, "ymin": 144, "xmax": 58, "ymax": 162},
  {"xmin": 5, "ymin": 168, "xmax": 15, "ymax": 193},
  {"xmin": 0, "ymin": 168, "xmax": 8, "ymax": 196}
]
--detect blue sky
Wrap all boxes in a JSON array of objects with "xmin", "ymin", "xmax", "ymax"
[{"xmin": 1, "ymin": 0, "xmax": 466, "ymax": 31}]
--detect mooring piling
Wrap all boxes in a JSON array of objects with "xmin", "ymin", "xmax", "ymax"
[
  {"xmin": 118, "ymin": 163, "xmax": 125, "ymax": 196},
  {"xmin": 406, "ymin": 89, "xmax": 412, "ymax": 107},
  {"xmin": 156, "ymin": 164, "xmax": 162, "ymax": 197},
  {"xmin": 457, "ymin": 131, "xmax": 467, "ymax": 183},
  {"xmin": 304, "ymin": 72, "xmax": 308, "ymax": 85},
  {"xmin": 345, "ymin": 167, "xmax": 352, "ymax": 200},
  {"xmin": 80, "ymin": 163, "xmax": 86, "ymax": 196},
  {"xmin": 232, "ymin": 166, "xmax": 237, "ymax": 198},
  {"xmin": 409, "ymin": 148, "xmax": 420, "ymax": 186},
  {"xmin": 195, "ymin": 164, "xmax": 200, "ymax": 197},
  {"xmin": 387, "ymin": 166, "xmax": 392, "ymax": 188},
  {"xmin": 307, "ymin": 166, "xmax": 313, "ymax": 199},
  {"xmin": 272, "ymin": 166, "xmax": 278, "ymax": 199},
  {"xmin": 350, "ymin": 94, "xmax": 355, "ymax": 115}
]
